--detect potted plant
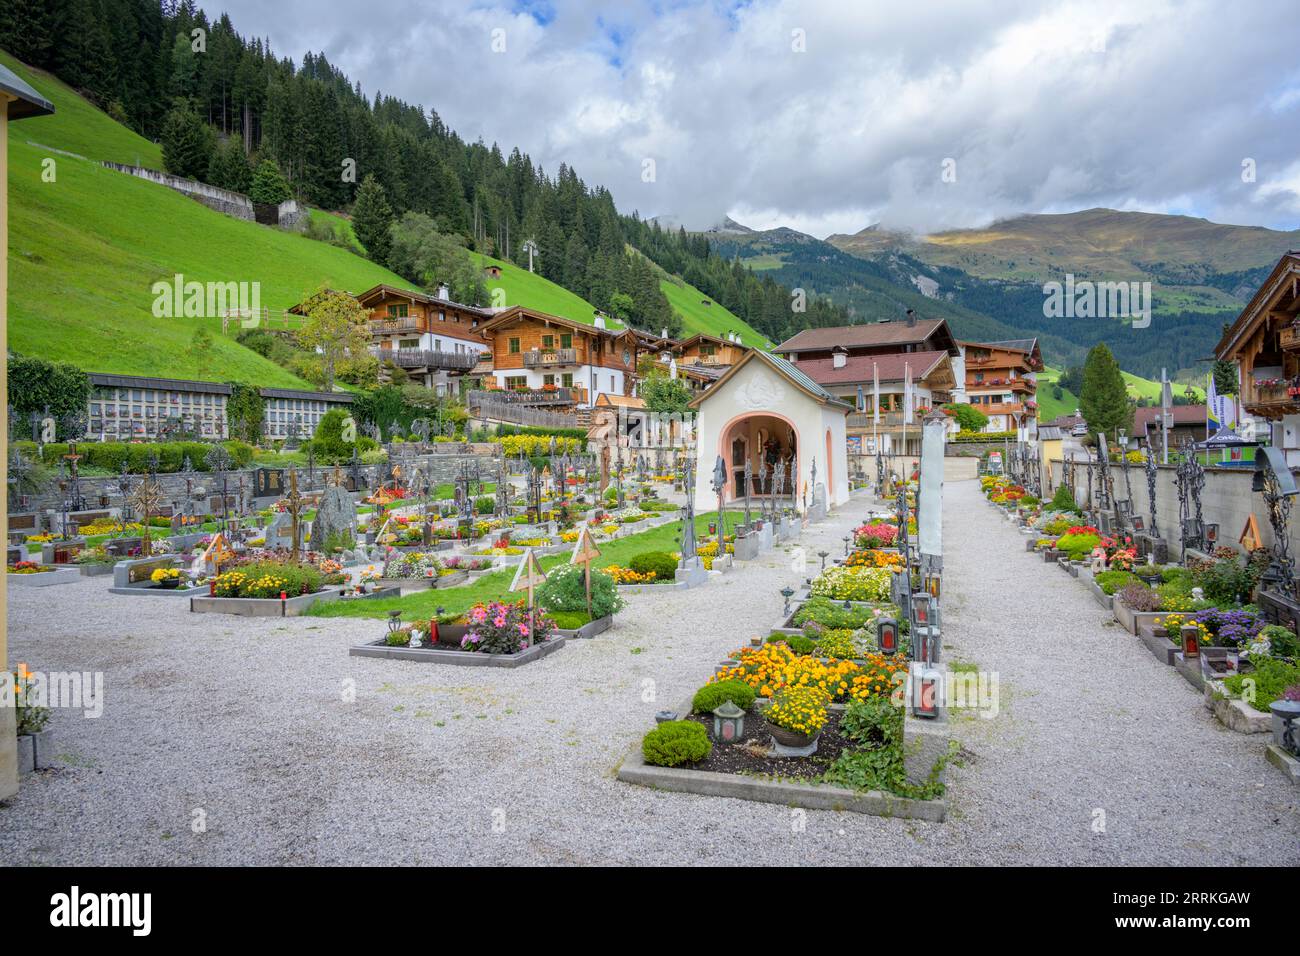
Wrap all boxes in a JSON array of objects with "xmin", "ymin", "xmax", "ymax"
[
  {"xmin": 151, "ymin": 567, "xmax": 183, "ymax": 589},
  {"xmin": 764, "ymin": 685, "xmax": 829, "ymax": 756}
]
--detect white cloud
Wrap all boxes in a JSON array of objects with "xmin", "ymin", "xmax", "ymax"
[{"xmin": 202, "ymin": 0, "xmax": 1300, "ymax": 236}]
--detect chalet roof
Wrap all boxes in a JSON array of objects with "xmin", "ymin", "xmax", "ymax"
[
  {"xmin": 791, "ymin": 350, "xmax": 950, "ymax": 386},
  {"xmin": 677, "ymin": 332, "xmax": 749, "ymax": 351},
  {"xmin": 352, "ymin": 283, "xmax": 495, "ymax": 317},
  {"xmin": 690, "ymin": 349, "xmax": 852, "ymax": 411},
  {"xmin": 1133, "ymin": 404, "xmax": 1205, "ymax": 430},
  {"xmin": 0, "ymin": 64, "xmax": 54, "ymax": 120},
  {"xmin": 678, "ymin": 363, "xmax": 727, "ymax": 380},
  {"xmin": 774, "ymin": 318, "xmax": 958, "ymax": 356},
  {"xmin": 259, "ymin": 387, "xmax": 354, "ymax": 404},
  {"xmin": 594, "ymin": 393, "xmax": 645, "ymax": 409},
  {"xmin": 477, "ymin": 305, "xmax": 630, "ymax": 338},
  {"xmin": 89, "ymin": 372, "xmax": 231, "ymax": 395},
  {"xmin": 1215, "ymin": 251, "xmax": 1300, "ymax": 359}
]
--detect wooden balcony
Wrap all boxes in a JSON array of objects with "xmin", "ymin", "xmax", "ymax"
[
  {"xmin": 1244, "ymin": 381, "xmax": 1300, "ymax": 419},
  {"xmin": 371, "ymin": 318, "xmax": 423, "ymax": 335},
  {"xmin": 470, "ymin": 386, "xmax": 586, "ymax": 407},
  {"xmin": 523, "ymin": 348, "xmax": 579, "ymax": 367},
  {"xmin": 1281, "ymin": 326, "xmax": 1300, "ymax": 351},
  {"xmin": 374, "ymin": 349, "xmax": 479, "ymax": 371}
]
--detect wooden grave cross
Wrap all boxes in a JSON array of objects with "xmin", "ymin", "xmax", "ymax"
[
  {"xmin": 1239, "ymin": 513, "xmax": 1263, "ymax": 553},
  {"xmin": 569, "ymin": 525, "xmax": 602, "ymax": 617},
  {"xmin": 510, "ymin": 548, "xmax": 548, "ymax": 644}
]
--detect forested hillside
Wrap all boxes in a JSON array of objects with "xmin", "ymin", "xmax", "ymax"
[{"xmin": 0, "ymin": 0, "xmax": 849, "ymax": 346}]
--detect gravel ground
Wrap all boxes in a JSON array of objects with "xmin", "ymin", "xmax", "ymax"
[{"xmin": 2, "ymin": 481, "xmax": 1296, "ymax": 866}]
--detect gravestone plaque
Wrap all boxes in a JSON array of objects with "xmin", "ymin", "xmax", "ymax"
[{"xmin": 255, "ymin": 468, "xmax": 286, "ymax": 498}]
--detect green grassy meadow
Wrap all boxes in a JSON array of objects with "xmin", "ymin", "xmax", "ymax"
[{"xmin": 308, "ymin": 509, "xmax": 745, "ymax": 621}]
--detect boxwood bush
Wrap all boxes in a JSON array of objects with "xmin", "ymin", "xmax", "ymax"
[
  {"xmin": 629, "ymin": 551, "xmax": 678, "ymax": 582},
  {"xmin": 642, "ymin": 720, "xmax": 711, "ymax": 767},
  {"xmin": 692, "ymin": 679, "xmax": 756, "ymax": 714}
]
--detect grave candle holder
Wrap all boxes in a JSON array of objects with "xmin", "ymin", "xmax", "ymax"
[
  {"xmin": 876, "ymin": 616, "xmax": 898, "ymax": 654},
  {"xmin": 1180, "ymin": 624, "xmax": 1200, "ymax": 659},
  {"xmin": 912, "ymin": 665, "xmax": 941, "ymax": 719}
]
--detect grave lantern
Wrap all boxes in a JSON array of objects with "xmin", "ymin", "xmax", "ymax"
[
  {"xmin": 711, "ymin": 701, "xmax": 745, "ymax": 743},
  {"xmin": 431, "ymin": 607, "xmax": 446, "ymax": 644},
  {"xmin": 388, "ymin": 609, "xmax": 407, "ymax": 645},
  {"xmin": 923, "ymin": 572, "xmax": 941, "ymax": 601},
  {"xmin": 876, "ymin": 616, "xmax": 898, "ymax": 654},
  {"xmin": 1180, "ymin": 623, "xmax": 1200, "ymax": 659},
  {"xmin": 911, "ymin": 593, "xmax": 931, "ymax": 629},
  {"xmin": 911, "ymin": 665, "xmax": 941, "ymax": 719},
  {"xmin": 1205, "ymin": 523, "xmax": 1219, "ymax": 546}
]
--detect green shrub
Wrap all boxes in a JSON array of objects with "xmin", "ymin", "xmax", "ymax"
[
  {"xmin": 692, "ymin": 679, "xmax": 756, "ymax": 714},
  {"xmin": 767, "ymin": 632, "xmax": 816, "ymax": 653},
  {"xmin": 1055, "ymin": 532, "xmax": 1100, "ymax": 560},
  {"xmin": 474, "ymin": 496, "xmax": 495, "ymax": 515},
  {"xmin": 629, "ymin": 551, "xmax": 678, "ymax": 582},
  {"xmin": 30, "ymin": 440, "xmax": 253, "ymax": 473},
  {"xmin": 1094, "ymin": 570, "xmax": 1138, "ymax": 595},
  {"xmin": 642, "ymin": 720, "xmax": 711, "ymax": 767},
  {"xmin": 790, "ymin": 597, "xmax": 878, "ymax": 629},
  {"xmin": 1049, "ymin": 484, "xmax": 1080, "ymax": 513},
  {"xmin": 1260, "ymin": 624, "xmax": 1300, "ymax": 658},
  {"xmin": 536, "ymin": 563, "xmax": 624, "ymax": 620},
  {"xmin": 1223, "ymin": 658, "xmax": 1300, "ymax": 712}
]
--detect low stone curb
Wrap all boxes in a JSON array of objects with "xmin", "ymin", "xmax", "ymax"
[
  {"xmin": 554, "ymin": 615, "xmax": 614, "ymax": 640},
  {"xmin": 189, "ymin": 589, "xmax": 342, "ymax": 616},
  {"xmin": 1203, "ymin": 685, "xmax": 1272, "ymax": 734},
  {"xmin": 349, "ymin": 635, "xmax": 567, "ymax": 667},
  {"xmin": 78, "ymin": 563, "xmax": 115, "ymax": 577},
  {"xmin": 108, "ymin": 584, "xmax": 207, "ymax": 598},
  {"xmin": 1113, "ymin": 600, "xmax": 1162, "ymax": 636},
  {"xmin": 1137, "ymin": 625, "xmax": 1178, "ymax": 665},
  {"xmin": 1085, "ymin": 577, "xmax": 1113, "ymax": 611},
  {"xmin": 1265, "ymin": 744, "xmax": 1300, "ymax": 784},
  {"xmin": 8, "ymin": 567, "xmax": 81, "ymax": 587},
  {"xmin": 617, "ymin": 579, "xmax": 697, "ymax": 595}
]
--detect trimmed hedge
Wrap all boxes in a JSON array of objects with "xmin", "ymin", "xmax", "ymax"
[
  {"xmin": 629, "ymin": 551, "xmax": 679, "ymax": 582},
  {"xmin": 19, "ymin": 440, "xmax": 255, "ymax": 473}
]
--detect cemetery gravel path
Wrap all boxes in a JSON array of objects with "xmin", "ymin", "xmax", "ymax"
[{"xmin": 2, "ymin": 481, "xmax": 1297, "ymax": 866}]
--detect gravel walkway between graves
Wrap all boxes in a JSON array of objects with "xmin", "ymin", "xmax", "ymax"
[{"xmin": 3, "ymin": 481, "xmax": 1297, "ymax": 866}]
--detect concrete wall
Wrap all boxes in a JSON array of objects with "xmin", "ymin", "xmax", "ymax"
[
  {"xmin": 103, "ymin": 162, "xmax": 255, "ymax": 219},
  {"xmin": 1046, "ymin": 458, "xmax": 1290, "ymax": 555}
]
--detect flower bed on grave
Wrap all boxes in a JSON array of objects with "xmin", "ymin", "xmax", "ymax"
[
  {"xmin": 618, "ymin": 638, "xmax": 950, "ymax": 820},
  {"xmin": 190, "ymin": 554, "xmax": 346, "ymax": 616},
  {"xmin": 352, "ymin": 601, "xmax": 568, "ymax": 667}
]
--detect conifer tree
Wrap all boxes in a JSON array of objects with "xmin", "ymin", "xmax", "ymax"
[
  {"xmin": 351, "ymin": 174, "xmax": 395, "ymax": 265},
  {"xmin": 1079, "ymin": 343, "xmax": 1133, "ymax": 442}
]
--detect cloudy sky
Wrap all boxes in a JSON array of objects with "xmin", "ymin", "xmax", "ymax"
[{"xmin": 204, "ymin": 0, "xmax": 1300, "ymax": 237}]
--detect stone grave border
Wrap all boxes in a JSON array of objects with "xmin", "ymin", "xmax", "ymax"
[
  {"xmin": 616, "ymin": 697, "xmax": 948, "ymax": 822},
  {"xmin": 349, "ymin": 634, "xmax": 567, "ymax": 668}
]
